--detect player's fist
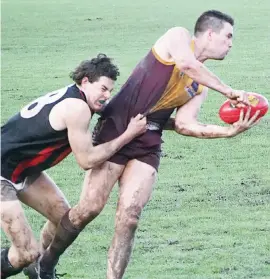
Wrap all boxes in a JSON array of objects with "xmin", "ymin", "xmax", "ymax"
[
  {"xmin": 127, "ymin": 113, "xmax": 147, "ymax": 137},
  {"xmin": 226, "ymin": 89, "xmax": 250, "ymax": 107}
]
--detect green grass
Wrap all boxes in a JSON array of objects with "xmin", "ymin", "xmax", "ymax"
[{"xmin": 1, "ymin": 0, "xmax": 270, "ymax": 278}]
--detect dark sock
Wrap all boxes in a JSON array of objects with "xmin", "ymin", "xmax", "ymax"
[
  {"xmin": 40, "ymin": 210, "xmax": 82, "ymax": 270},
  {"xmin": 1, "ymin": 248, "xmax": 23, "ymax": 278}
]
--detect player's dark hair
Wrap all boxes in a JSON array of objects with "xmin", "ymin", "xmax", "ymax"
[
  {"xmin": 194, "ymin": 10, "xmax": 234, "ymax": 36},
  {"xmin": 70, "ymin": 54, "xmax": 120, "ymax": 85}
]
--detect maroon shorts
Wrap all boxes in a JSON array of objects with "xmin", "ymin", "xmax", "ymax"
[
  {"xmin": 93, "ymin": 118, "xmax": 162, "ymax": 171},
  {"xmin": 107, "ymin": 144, "xmax": 161, "ymax": 171}
]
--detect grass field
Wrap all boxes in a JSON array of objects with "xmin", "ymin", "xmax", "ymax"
[{"xmin": 1, "ymin": 0, "xmax": 270, "ymax": 278}]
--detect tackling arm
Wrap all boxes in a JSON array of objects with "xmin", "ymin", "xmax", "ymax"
[{"xmin": 65, "ymin": 100, "xmax": 136, "ymax": 169}]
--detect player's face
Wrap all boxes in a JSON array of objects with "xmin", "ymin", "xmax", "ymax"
[
  {"xmin": 209, "ymin": 22, "xmax": 234, "ymax": 60},
  {"xmin": 83, "ymin": 76, "xmax": 115, "ymax": 111}
]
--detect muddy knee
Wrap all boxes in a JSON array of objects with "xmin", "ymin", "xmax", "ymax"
[
  {"xmin": 21, "ymin": 244, "xmax": 40, "ymax": 265},
  {"xmin": 69, "ymin": 197, "xmax": 106, "ymax": 228},
  {"xmin": 1, "ymin": 200, "xmax": 40, "ymax": 267},
  {"xmin": 116, "ymin": 205, "xmax": 142, "ymax": 232},
  {"xmin": 1, "ymin": 179, "xmax": 18, "ymax": 202},
  {"xmin": 9, "ymin": 241, "xmax": 40, "ymax": 267}
]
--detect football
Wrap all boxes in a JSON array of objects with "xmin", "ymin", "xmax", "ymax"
[{"xmin": 219, "ymin": 93, "xmax": 269, "ymax": 124}]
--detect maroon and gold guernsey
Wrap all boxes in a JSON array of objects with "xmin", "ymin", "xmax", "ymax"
[{"xmin": 94, "ymin": 42, "xmax": 204, "ymax": 169}]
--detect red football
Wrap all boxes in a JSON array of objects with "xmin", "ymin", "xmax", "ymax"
[{"xmin": 219, "ymin": 93, "xmax": 269, "ymax": 124}]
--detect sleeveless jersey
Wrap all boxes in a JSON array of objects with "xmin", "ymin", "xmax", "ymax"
[
  {"xmin": 98, "ymin": 41, "xmax": 204, "ymax": 148},
  {"xmin": 1, "ymin": 84, "xmax": 87, "ymax": 183}
]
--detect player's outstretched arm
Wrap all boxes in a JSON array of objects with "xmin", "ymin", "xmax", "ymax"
[
  {"xmin": 171, "ymin": 89, "xmax": 260, "ymax": 139},
  {"xmin": 65, "ymin": 100, "xmax": 147, "ymax": 169},
  {"xmin": 162, "ymin": 27, "xmax": 249, "ymax": 104}
]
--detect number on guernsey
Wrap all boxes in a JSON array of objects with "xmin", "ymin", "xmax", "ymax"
[{"xmin": 20, "ymin": 87, "xmax": 68, "ymax": 118}]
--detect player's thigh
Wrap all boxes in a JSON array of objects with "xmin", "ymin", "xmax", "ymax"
[
  {"xmin": 118, "ymin": 159, "xmax": 157, "ymax": 212},
  {"xmin": 18, "ymin": 172, "xmax": 70, "ymax": 224},
  {"xmin": 79, "ymin": 161, "xmax": 125, "ymax": 204},
  {"xmin": 1, "ymin": 180, "xmax": 37, "ymax": 250},
  {"xmin": 69, "ymin": 161, "xmax": 125, "ymax": 226}
]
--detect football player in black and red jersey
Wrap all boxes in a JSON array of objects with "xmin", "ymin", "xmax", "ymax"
[{"xmin": 1, "ymin": 54, "xmax": 147, "ymax": 278}]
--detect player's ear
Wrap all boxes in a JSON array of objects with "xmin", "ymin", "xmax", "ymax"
[
  {"xmin": 207, "ymin": 28, "xmax": 213, "ymax": 41},
  {"xmin": 81, "ymin": 77, "xmax": 89, "ymax": 84}
]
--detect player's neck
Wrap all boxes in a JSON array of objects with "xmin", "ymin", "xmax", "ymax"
[
  {"xmin": 192, "ymin": 36, "xmax": 208, "ymax": 63},
  {"xmin": 75, "ymin": 84, "xmax": 91, "ymax": 107}
]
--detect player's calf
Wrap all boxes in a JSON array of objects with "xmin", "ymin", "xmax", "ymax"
[
  {"xmin": 107, "ymin": 205, "xmax": 142, "ymax": 279},
  {"xmin": 39, "ymin": 198, "xmax": 106, "ymax": 271},
  {"xmin": 40, "ymin": 220, "xmax": 58, "ymax": 253},
  {"xmin": 1, "ymin": 180, "xmax": 40, "ymax": 276},
  {"xmin": 39, "ymin": 210, "xmax": 82, "ymax": 272}
]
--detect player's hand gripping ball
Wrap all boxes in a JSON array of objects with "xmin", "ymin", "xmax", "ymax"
[{"xmin": 219, "ymin": 93, "xmax": 269, "ymax": 124}]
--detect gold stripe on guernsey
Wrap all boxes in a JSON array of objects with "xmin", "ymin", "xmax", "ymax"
[
  {"xmin": 150, "ymin": 40, "xmax": 204, "ymax": 113},
  {"xmin": 151, "ymin": 47, "xmax": 175, "ymax": 66}
]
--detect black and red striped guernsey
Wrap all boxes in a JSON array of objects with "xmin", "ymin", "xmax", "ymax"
[{"xmin": 1, "ymin": 84, "xmax": 87, "ymax": 184}]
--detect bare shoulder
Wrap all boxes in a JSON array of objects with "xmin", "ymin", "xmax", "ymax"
[
  {"xmin": 50, "ymin": 98, "xmax": 91, "ymax": 130},
  {"xmin": 153, "ymin": 27, "xmax": 192, "ymax": 62},
  {"xmin": 66, "ymin": 98, "xmax": 90, "ymax": 112},
  {"xmin": 64, "ymin": 98, "xmax": 92, "ymax": 122},
  {"xmin": 155, "ymin": 27, "xmax": 191, "ymax": 45},
  {"xmin": 53, "ymin": 98, "xmax": 92, "ymax": 130},
  {"xmin": 165, "ymin": 26, "xmax": 191, "ymax": 37}
]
